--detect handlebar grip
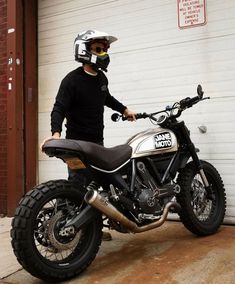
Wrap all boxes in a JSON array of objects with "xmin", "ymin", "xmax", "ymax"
[
  {"xmin": 136, "ymin": 112, "xmax": 149, "ymax": 119},
  {"xmin": 180, "ymin": 96, "xmax": 200, "ymax": 109},
  {"xmin": 122, "ymin": 113, "xmax": 142, "ymax": 121},
  {"xmin": 189, "ymin": 96, "xmax": 200, "ymax": 105},
  {"xmin": 122, "ymin": 112, "xmax": 149, "ymax": 121}
]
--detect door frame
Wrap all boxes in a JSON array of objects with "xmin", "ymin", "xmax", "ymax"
[{"xmin": 7, "ymin": 0, "xmax": 38, "ymax": 216}]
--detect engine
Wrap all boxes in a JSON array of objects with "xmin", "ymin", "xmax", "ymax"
[
  {"xmin": 137, "ymin": 188, "xmax": 162, "ymax": 214},
  {"xmin": 135, "ymin": 161, "xmax": 176, "ymax": 214}
]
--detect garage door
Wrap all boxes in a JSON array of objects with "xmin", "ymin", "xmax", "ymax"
[{"xmin": 38, "ymin": 0, "xmax": 235, "ymax": 223}]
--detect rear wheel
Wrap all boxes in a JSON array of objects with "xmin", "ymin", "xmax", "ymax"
[
  {"xmin": 11, "ymin": 180, "xmax": 103, "ymax": 282},
  {"xmin": 176, "ymin": 161, "xmax": 226, "ymax": 236}
]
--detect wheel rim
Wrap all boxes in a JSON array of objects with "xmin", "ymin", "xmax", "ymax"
[
  {"xmin": 190, "ymin": 173, "xmax": 214, "ymax": 222},
  {"xmin": 34, "ymin": 196, "xmax": 84, "ymax": 263}
]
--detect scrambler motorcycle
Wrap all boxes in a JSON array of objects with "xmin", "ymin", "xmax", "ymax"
[{"xmin": 11, "ymin": 85, "xmax": 226, "ymax": 281}]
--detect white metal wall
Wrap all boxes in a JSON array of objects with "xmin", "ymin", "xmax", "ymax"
[{"xmin": 38, "ymin": 0, "xmax": 235, "ymax": 223}]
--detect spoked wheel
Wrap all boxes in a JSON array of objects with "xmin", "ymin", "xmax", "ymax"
[
  {"xmin": 176, "ymin": 161, "xmax": 226, "ymax": 236},
  {"xmin": 11, "ymin": 180, "xmax": 103, "ymax": 282},
  {"xmin": 190, "ymin": 176, "xmax": 212, "ymax": 222},
  {"xmin": 34, "ymin": 199, "xmax": 83, "ymax": 260}
]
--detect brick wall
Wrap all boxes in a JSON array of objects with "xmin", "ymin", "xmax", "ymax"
[{"xmin": 0, "ymin": 0, "xmax": 7, "ymax": 215}]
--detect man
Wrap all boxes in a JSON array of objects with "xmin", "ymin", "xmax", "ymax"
[{"xmin": 41, "ymin": 30, "xmax": 136, "ymax": 240}]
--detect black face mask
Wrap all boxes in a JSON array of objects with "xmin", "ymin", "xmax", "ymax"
[{"xmin": 93, "ymin": 53, "xmax": 110, "ymax": 72}]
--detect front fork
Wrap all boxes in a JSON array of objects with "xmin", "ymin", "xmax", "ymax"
[
  {"xmin": 198, "ymin": 168, "xmax": 209, "ymax": 187},
  {"xmin": 189, "ymin": 146, "xmax": 213, "ymax": 199},
  {"xmin": 180, "ymin": 122, "xmax": 213, "ymax": 199}
]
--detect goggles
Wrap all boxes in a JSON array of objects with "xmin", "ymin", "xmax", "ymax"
[{"xmin": 94, "ymin": 46, "xmax": 107, "ymax": 54}]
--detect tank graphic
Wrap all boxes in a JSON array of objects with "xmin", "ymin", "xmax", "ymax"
[{"xmin": 127, "ymin": 128, "xmax": 178, "ymax": 158}]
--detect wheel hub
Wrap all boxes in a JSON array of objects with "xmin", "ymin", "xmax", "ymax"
[{"xmin": 47, "ymin": 211, "xmax": 81, "ymax": 251}]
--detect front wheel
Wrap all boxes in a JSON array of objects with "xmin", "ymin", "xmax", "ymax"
[
  {"xmin": 176, "ymin": 161, "xmax": 226, "ymax": 236},
  {"xmin": 11, "ymin": 180, "xmax": 103, "ymax": 282}
]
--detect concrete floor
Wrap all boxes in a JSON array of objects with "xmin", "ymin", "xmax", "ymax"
[{"xmin": 1, "ymin": 219, "xmax": 235, "ymax": 284}]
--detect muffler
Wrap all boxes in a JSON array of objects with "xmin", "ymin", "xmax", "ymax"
[{"xmin": 85, "ymin": 190, "xmax": 181, "ymax": 233}]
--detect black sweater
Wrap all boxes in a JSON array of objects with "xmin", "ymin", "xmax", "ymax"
[{"xmin": 51, "ymin": 67, "xmax": 126, "ymax": 142}]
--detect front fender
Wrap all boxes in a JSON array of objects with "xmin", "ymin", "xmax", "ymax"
[{"xmin": 178, "ymin": 147, "xmax": 199, "ymax": 170}]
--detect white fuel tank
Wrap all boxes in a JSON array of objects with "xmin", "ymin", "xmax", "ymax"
[{"xmin": 127, "ymin": 128, "xmax": 178, "ymax": 158}]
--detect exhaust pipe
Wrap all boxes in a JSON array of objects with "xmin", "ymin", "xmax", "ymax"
[{"xmin": 85, "ymin": 190, "xmax": 181, "ymax": 233}]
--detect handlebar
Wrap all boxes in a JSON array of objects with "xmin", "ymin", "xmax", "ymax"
[
  {"xmin": 112, "ymin": 85, "xmax": 210, "ymax": 123},
  {"xmin": 111, "ymin": 112, "xmax": 151, "ymax": 122},
  {"xmin": 179, "ymin": 95, "xmax": 200, "ymax": 109}
]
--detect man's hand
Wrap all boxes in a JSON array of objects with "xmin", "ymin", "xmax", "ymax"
[
  {"xmin": 40, "ymin": 132, "xmax": 61, "ymax": 151},
  {"xmin": 123, "ymin": 108, "xmax": 136, "ymax": 121}
]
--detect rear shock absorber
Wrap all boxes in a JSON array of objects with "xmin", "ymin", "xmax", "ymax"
[{"xmin": 87, "ymin": 181, "xmax": 100, "ymax": 191}]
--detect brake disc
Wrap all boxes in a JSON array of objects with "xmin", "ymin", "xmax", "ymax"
[
  {"xmin": 47, "ymin": 211, "xmax": 81, "ymax": 251},
  {"xmin": 192, "ymin": 178, "xmax": 211, "ymax": 219}
]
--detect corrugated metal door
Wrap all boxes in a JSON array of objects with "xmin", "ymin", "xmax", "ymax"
[{"xmin": 38, "ymin": 0, "xmax": 235, "ymax": 223}]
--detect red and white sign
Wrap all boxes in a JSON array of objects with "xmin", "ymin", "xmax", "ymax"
[{"xmin": 177, "ymin": 0, "xmax": 206, "ymax": 29}]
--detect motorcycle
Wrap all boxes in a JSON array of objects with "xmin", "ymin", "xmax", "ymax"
[{"xmin": 11, "ymin": 85, "xmax": 226, "ymax": 281}]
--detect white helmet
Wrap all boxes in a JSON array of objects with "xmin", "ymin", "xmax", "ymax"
[{"xmin": 74, "ymin": 30, "xmax": 117, "ymax": 71}]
